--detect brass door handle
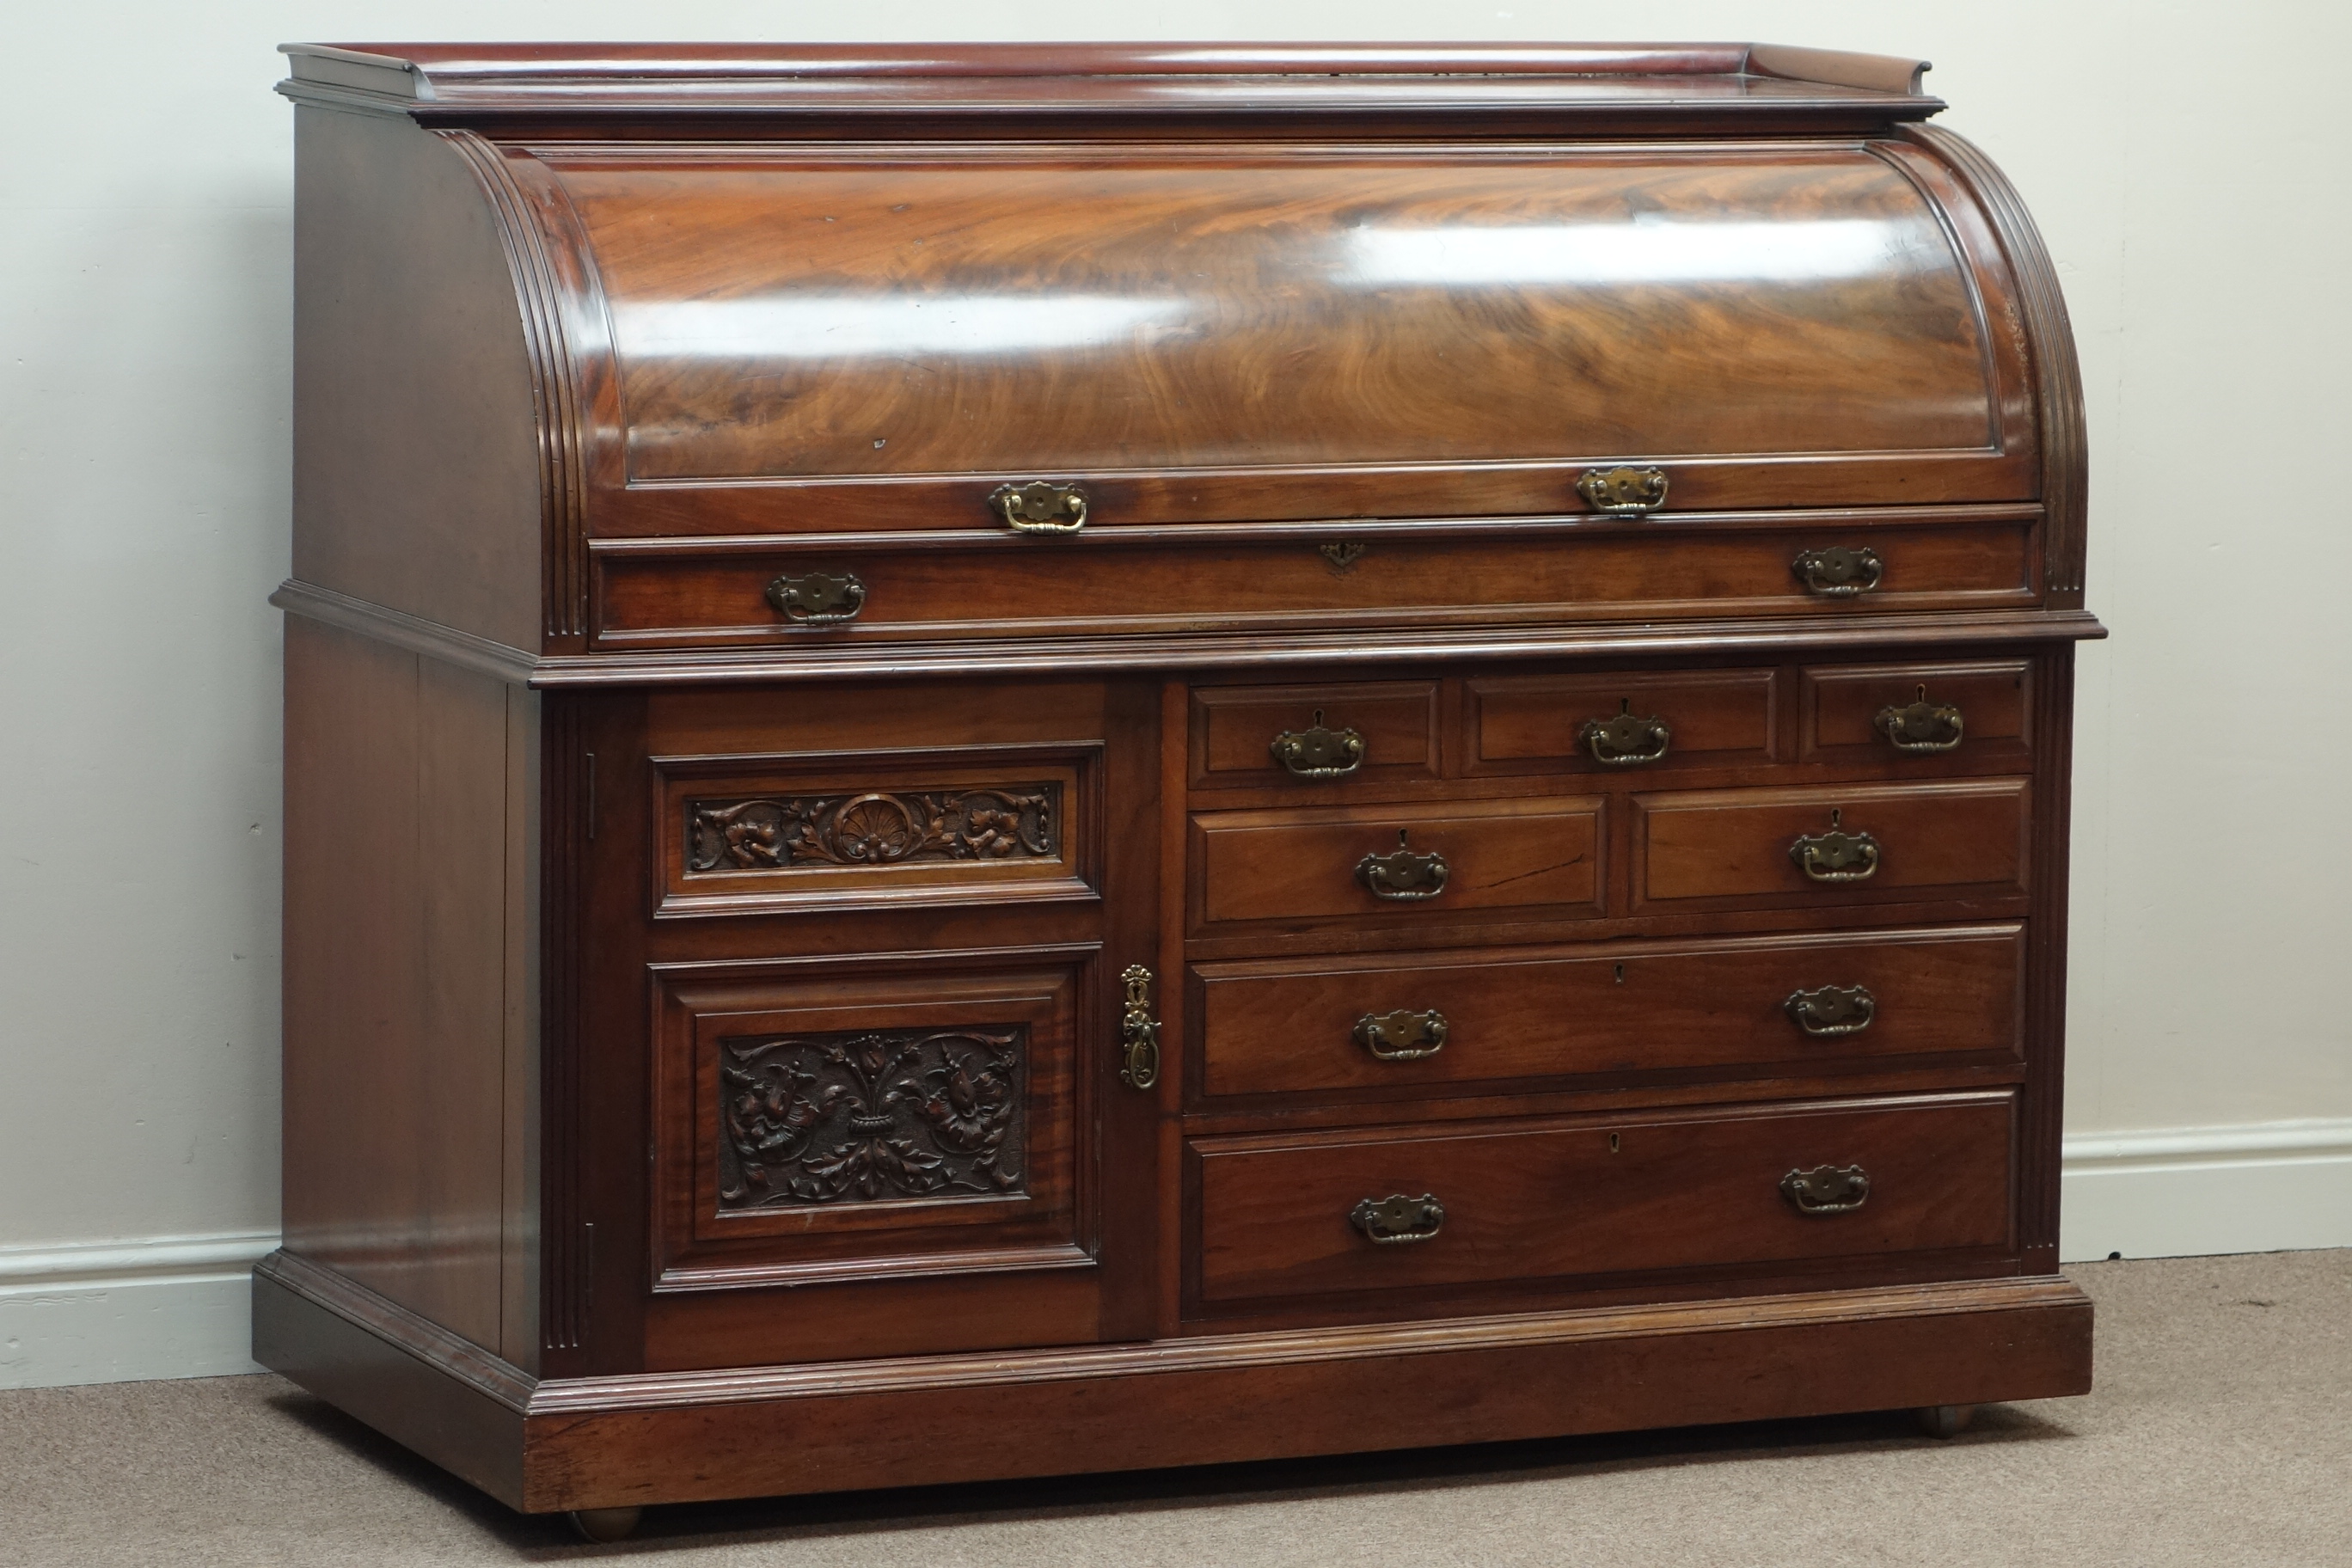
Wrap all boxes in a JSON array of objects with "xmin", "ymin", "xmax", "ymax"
[
  {"xmin": 1351, "ymin": 1192, "xmax": 1446, "ymax": 1244},
  {"xmin": 990, "ymin": 480, "xmax": 1088, "ymax": 534},
  {"xmin": 1576, "ymin": 464, "xmax": 1669, "ymax": 516},
  {"xmin": 1782, "ymin": 1165, "xmax": 1871, "ymax": 1215},
  {"xmin": 1355, "ymin": 1008, "xmax": 1449, "ymax": 1061},
  {"xmin": 1118, "ymin": 964, "xmax": 1161, "ymax": 1091},
  {"xmin": 1577, "ymin": 698, "xmax": 1671, "ymax": 766},
  {"xmin": 1356, "ymin": 830, "xmax": 1449, "ymax": 901},
  {"xmin": 1790, "ymin": 810, "xmax": 1880, "ymax": 883},
  {"xmin": 1785, "ymin": 984, "xmax": 1877, "ymax": 1038},
  {"xmin": 1271, "ymin": 709, "xmax": 1366, "ymax": 779},
  {"xmin": 765, "ymin": 571, "xmax": 866, "ymax": 626},
  {"xmin": 1793, "ymin": 545, "xmax": 1884, "ymax": 597},
  {"xmin": 1876, "ymin": 686, "xmax": 1965, "ymax": 753}
]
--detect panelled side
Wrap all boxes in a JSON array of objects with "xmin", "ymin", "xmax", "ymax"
[{"xmin": 279, "ymin": 617, "xmax": 537, "ymax": 1357}]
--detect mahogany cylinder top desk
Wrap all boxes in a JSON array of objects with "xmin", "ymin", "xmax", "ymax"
[{"xmin": 260, "ymin": 41, "xmax": 2099, "ymax": 1534}]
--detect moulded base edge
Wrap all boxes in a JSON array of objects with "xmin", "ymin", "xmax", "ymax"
[{"xmin": 251, "ymin": 1248, "xmax": 2092, "ymax": 1515}]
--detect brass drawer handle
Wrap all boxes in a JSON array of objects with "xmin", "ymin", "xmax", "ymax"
[
  {"xmin": 1355, "ymin": 1008, "xmax": 1449, "ymax": 1061},
  {"xmin": 1577, "ymin": 698, "xmax": 1671, "ymax": 767},
  {"xmin": 1876, "ymin": 686, "xmax": 1965, "ymax": 753},
  {"xmin": 1789, "ymin": 809, "xmax": 1880, "ymax": 883},
  {"xmin": 1356, "ymin": 830, "xmax": 1449, "ymax": 901},
  {"xmin": 1576, "ymin": 464, "xmax": 1669, "ymax": 516},
  {"xmin": 1782, "ymin": 1164, "xmax": 1871, "ymax": 1216},
  {"xmin": 990, "ymin": 480, "xmax": 1088, "ymax": 535},
  {"xmin": 1118, "ymin": 964, "xmax": 1161, "ymax": 1091},
  {"xmin": 1351, "ymin": 1192, "xmax": 1446, "ymax": 1245},
  {"xmin": 1793, "ymin": 545, "xmax": 1884, "ymax": 597},
  {"xmin": 765, "ymin": 571, "xmax": 866, "ymax": 626},
  {"xmin": 1271, "ymin": 710, "xmax": 1366, "ymax": 779},
  {"xmin": 1785, "ymin": 984, "xmax": 1877, "ymax": 1038}
]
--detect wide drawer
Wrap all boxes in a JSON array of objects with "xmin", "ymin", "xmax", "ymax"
[
  {"xmin": 1632, "ymin": 778, "xmax": 2030, "ymax": 914},
  {"xmin": 1191, "ymin": 797, "xmax": 1604, "ymax": 932},
  {"xmin": 1191, "ymin": 1092, "xmax": 2016, "ymax": 1305},
  {"xmin": 591, "ymin": 520, "xmax": 2037, "ymax": 648},
  {"xmin": 1192, "ymin": 924, "xmax": 2024, "ymax": 1099}
]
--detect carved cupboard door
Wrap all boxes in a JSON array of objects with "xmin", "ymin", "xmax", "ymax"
[{"xmin": 567, "ymin": 677, "xmax": 1163, "ymax": 1372}]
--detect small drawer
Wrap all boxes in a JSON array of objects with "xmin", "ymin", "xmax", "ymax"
[
  {"xmin": 1799, "ymin": 659, "xmax": 2031, "ymax": 765},
  {"xmin": 1191, "ymin": 797, "xmax": 1605, "ymax": 933},
  {"xmin": 589, "ymin": 521, "xmax": 2037, "ymax": 650},
  {"xmin": 1632, "ymin": 779, "xmax": 2030, "ymax": 915},
  {"xmin": 1190, "ymin": 681, "xmax": 1439, "ymax": 790},
  {"xmin": 654, "ymin": 746, "xmax": 1099, "ymax": 917},
  {"xmin": 1191, "ymin": 924, "xmax": 2024, "ymax": 1100},
  {"xmin": 1467, "ymin": 668, "xmax": 1776, "ymax": 775},
  {"xmin": 1191, "ymin": 1092, "xmax": 2016, "ymax": 1305}
]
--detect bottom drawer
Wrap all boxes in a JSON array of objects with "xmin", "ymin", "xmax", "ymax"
[{"xmin": 1192, "ymin": 1092, "xmax": 2014, "ymax": 1305}]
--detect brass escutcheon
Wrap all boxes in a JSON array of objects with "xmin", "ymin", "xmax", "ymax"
[
  {"xmin": 1790, "ymin": 808, "xmax": 1881, "ymax": 883},
  {"xmin": 1876, "ymin": 686, "xmax": 1966, "ymax": 753},
  {"xmin": 1578, "ymin": 697, "xmax": 1672, "ymax": 766},
  {"xmin": 1782, "ymin": 1164, "xmax": 1871, "ymax": 1215},
  {"xmin": 1271, "ymin": 710, "xmax": 1367, "ymax": 779},
  {"xmin": 1350, "ymin": 1192, "xmax": 1446, "ymax": 1244},
  {"xmin": 1576, "ymin": 464, "xmax": 1669, "ymax": 516},
  {"xmin": 1355, "ymin": 1008, "xmax": 1449, "ymax": 1061},
  {"xmin": 764, "ymin": 570, "xmax": 867, "ymax": 626},
  {"xmin": 1792, "ymin": 545, "xmax": 1885, "ymax": 597},
  {"xmin": 1356, "ymin": 830, "xmax": 1449, "ymax": 901},
  {"xmin": 989, "ymin": 480, "xmax": 1089, "ymax": 534},
  {"xmin": 1118, "ymin": 964, "xmax": 1161, "ymax": 1091},
  {"xmin": 1785, "ymin": 984, "xmax": 1877, "ymax": 1038}
]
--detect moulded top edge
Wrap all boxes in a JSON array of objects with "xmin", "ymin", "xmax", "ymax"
[{"xmin": 273, "ymin": 40, "xmax": 1941, "ymax": 119}]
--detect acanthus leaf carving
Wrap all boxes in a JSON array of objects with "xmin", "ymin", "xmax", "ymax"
[
  {"xmin": 718, "ymin": 1027, "xmax": 1026, "ymax": 1211},
  {"xmin": 688, "ymin": 785, "xmax": 1058, "ymax": 874}
]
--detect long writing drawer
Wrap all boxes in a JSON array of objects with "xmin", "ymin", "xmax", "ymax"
[
  {"xmin": 1632, "ymin": 778, "xmax": 2030, "ymax": 915},
  {"xmin": 1191, "ymin": 797, "xmax": 1604, "ymax": 932},
  {"xmin": 1191, "ymin": 1092, "xmax": 2016, "ymax": 1305},
  {"xmin": 1191, "ymin": 925, "xmax": 2024, "ymax": 1099},
  {"xmin": 590, "ymin": 521, "xmax": 2037, "ymax": 648}
]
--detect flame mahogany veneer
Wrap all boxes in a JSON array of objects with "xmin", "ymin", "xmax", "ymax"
[{"xmin": 263, "ymin": 41, "xmax": 2098, "ymax": 1522}]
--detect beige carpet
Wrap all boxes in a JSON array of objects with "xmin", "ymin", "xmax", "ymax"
[{"xmin": 1, "ymin": 1252, "xmax": 2344, "ymax": 1566}]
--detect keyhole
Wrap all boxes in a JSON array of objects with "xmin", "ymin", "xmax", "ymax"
[
  {"xmin": 1311, "ymin": 708, "xmax": 1326, "ymax": 727},
  {"xmin": 1608, "ymin": 1132, "xmax": 1621, "ymax": 1155},
  {"xmin": 1914, "ymin": 684, "xmax": 1928, "ymax": 702},
  {"xmin": 1397, "ymin": 829, "xmax": 1411, "ymax": 849},
  {"xmin": 1830, "ymin": 807, "xmax": 1843, "ymax": 829},
  {"xmin": 1617, "ymin": 697, "xmax": 1632, "ymax": 715},
  {"xmin": 1614, "ymin": 963, "xmax": 1626, "ymax": 984}
]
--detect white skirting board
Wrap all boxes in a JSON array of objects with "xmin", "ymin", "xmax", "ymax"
[{"xmin": 5, "ymin": 1122, "xmax": 2351, "ymax": 1387}]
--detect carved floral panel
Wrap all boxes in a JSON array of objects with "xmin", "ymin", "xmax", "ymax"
[
  {"xmin": 688, "ymin": 785, "xmax": 1059, "ymax": 874},
  {"xmin": 717, "ymin": 1027, "xmax": 1027, "ymax": 1211}
]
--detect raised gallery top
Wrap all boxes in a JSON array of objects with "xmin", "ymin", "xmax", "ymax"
[{"xmin": 274, "ymin": 41, "xmax": 1942, "ymax": 129}]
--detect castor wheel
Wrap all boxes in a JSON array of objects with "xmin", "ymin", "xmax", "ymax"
[
  {"xmin": 567, "ymin": 1506, "xmax": 644, "ymax": 1542},
  {"xmin": 1915, "ymin": 1404, "xmax": 1975, "ymax": 1439}
]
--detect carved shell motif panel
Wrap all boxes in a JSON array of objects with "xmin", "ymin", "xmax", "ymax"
[
  {"xmin": 688, "ymin": 785, "xmax": 1059, "ymax": 874},
  {"xmin": 718, "ymin": 1028, "xmax": 1027, "ymax": 1211}
]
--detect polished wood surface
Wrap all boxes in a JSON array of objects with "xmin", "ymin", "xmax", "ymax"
[
  {"xmin": 269, "ymin": 41, "xmax": 2095, "ymax": 1526},
  {"xmin": 1191, "ymin": 924, "xmax": 2024, "ymax": 1100},
  {"xmin": 1191, "ymin": 1092, "xmax": 2014, "ymax": 1304}
]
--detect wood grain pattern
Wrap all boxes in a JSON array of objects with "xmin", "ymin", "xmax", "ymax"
[
  {"xmin": 1633, "ymin": 777, "xmax": 2030, "ymax": 910},
  {"xmin": 1191, "ymin": 924, "xmax": 2024, "ymax": 1100},
  {"xmin": 559, "ymin": 152, "xmax": 2006, "ymax": 489},
  {"xmin": 1190, "ymin": 1092, "xmax": 2015, "ymax": 1305},
  {"xmin": 1191, "ymin": 795, "xmax": 1604, "ymax": 931}
]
